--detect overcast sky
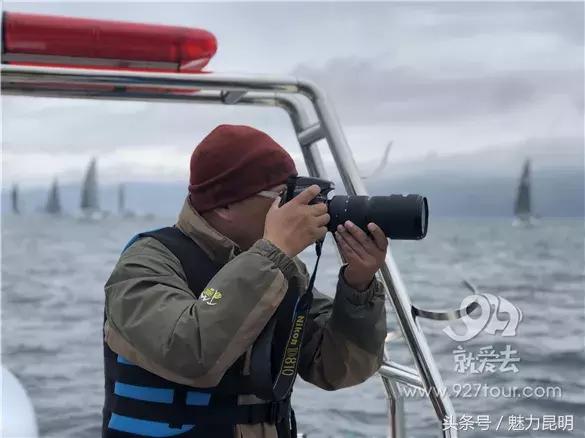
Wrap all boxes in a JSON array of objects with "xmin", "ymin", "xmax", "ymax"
[{"xmin": 2, "ymin": 1, "xmax": 583, "ymax": 187}]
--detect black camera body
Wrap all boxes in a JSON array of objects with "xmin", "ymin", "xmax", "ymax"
[
  {"xmin": 282, "ymin": 176, "xmax": 428, "ymax": 240},
  {"xmin": 282, "ymin": 176, "xmax": 335, "ymax": 205}
]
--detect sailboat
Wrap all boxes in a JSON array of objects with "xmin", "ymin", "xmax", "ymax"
[
  {"xmin": 45, "ymin": 178, "xmax": 62, "ymax": 215},
  {"xmin": 118, "ymin": 183, "xmax": 156, "ymax": 220},
  {"xmin": 78, "ymin": 158, "xmax": 107, "ymax": 220},
  {"xmin": 118, "ymin": 183, "xmax": 136, "ymax": 218},
  {"xmin": 118, "ymin": 183, "xmax": 125, "ymax": 215},
  {"xmin": 11, "ymin": 184, "xmax": 20, "ymax": 214},
  {"xmin": 513, "ymin": 159, "xmax": 536, "ymax": 226}
]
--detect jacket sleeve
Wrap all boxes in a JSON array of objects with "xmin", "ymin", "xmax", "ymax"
[
  {"xmin": 297, "ymin": 260, "xmax": 387, "ymax": 390},
  {"xmin": 104, "ymin": 237, "xmax": 298, "ymax": 388}
]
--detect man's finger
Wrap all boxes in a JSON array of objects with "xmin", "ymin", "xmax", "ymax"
[
  {"xmin": 309, "ymin": 202, "xmax": 328, "ymax": 216},
  {"xmin": 345, "ymin": 221, "xmax": 374, "ymax": 248},
  {"xmin": 367, "ymin": 223, "xmax": 388, "ymax": 251},
  {"xmin": 290, "ymin": 185, "xmax": 321, "ymax": 205},
  {"xmin": 337, "ymin": 224, "xmax": 368, "ymax": 258},
  {"xmin": 335, "ymin": 231, "xmax": 358, "ymax": 260},
  {"xmin": 314, "ymin": 213, "xmax": 330, "ymax": 227}
]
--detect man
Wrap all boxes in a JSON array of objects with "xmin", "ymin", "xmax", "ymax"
[{"xmin": 102, "ymin": 124, "xmax": 388, "ymax": 438}]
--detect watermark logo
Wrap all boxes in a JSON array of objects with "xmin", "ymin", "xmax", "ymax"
[
  {"xmin": 453, "ymin": 344, "xmax": 520, "ymax": 374},
  {"xmin": 442, "ymin": 414, "xmax": 573, "ymax": 432},
  {"xmin": 443, "ymin": 293, "xmax": 523, "ymax": 342}
]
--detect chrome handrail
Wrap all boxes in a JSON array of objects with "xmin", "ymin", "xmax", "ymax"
[{"xmin": 1, "ymin": 64, "xmax": 456, "ymax": 437}]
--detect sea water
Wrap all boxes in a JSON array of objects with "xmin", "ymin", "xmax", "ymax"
[{"xmin": 2, "ymin": 216, "xmax": 583, "ymax": 437}]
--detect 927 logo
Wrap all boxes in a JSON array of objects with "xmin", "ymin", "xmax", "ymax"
[{"xmin": 443, "ymin": 293, "xmax": 523, "ymax": 342}]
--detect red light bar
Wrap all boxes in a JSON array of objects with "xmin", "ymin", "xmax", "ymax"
[{"xmin": 2, "ymin": 12, "xmax": 217, "ymax": 72}]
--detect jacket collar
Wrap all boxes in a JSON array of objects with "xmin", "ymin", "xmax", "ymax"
[{"xmin": 176, "ymin": 197, "xmax": 240, "ymax": 264}]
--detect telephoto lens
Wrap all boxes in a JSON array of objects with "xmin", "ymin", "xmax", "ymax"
[{"xmin": 327, "ymin": 194, "xmax": 428, "ymax": 240}]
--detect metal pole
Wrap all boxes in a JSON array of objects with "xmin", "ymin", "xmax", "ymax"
[
  {"xmin": 379, "ymin": 362, "xmax": 424, "ymax": 389},
  {"xmin": 1, "ymin": 64, "xmax": 302, "ymax": 92},
  {"xmin": 380, "ymin": 351, "xmax": 408, "ymax": 438},
  {"xmin": 276, "ymin": 95, "xmax": 407, "ymax": 438},
  {"xmin": 272, "ymin": 95, "xmax": 328, "ymax": 179},
  {"xmin": 298, "ymin": 80, "xmax": 456, "ymax": 437}
]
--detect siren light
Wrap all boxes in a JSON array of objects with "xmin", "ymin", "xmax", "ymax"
[{"xmin": 2, "ymin": 12, "xmax": 217, "ymax": 73}]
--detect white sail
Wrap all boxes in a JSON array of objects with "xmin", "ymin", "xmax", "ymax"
[
  {"xmin": 80, "ymin": 158, "xmax": 99, "ymax": 212},
  {"xmin": 118, "ymin": 183, "xmax": 125, "ymax": 214},
  {"xmin": 513, "ymin": 159, "xmax": 535, "ymax": 226},
  {"xmin": 11, "ymin": 184, "xmax": 20, "ymax": 214},
  {"xmin": 45, "ymin": 178, "xmax": 62, "ymax": 215}
]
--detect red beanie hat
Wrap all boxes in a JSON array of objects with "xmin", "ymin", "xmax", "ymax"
[{"xmin": 189, "ymin": 124, "xmax": 297, "ymax": 212}]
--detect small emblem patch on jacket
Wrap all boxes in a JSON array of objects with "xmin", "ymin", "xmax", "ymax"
[{"xmin": 201, "ymin": 287, "xmax": 223, "ymax": 306}]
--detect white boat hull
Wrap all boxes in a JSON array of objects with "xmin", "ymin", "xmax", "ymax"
[{"xmin": 1, "ymin": 366, "xmax": 38, "ymax": 438}]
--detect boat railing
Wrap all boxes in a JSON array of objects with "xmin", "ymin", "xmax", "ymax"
[{"xmin": 1, "ymin": 65, "xmax": 459, "ymax": 438}]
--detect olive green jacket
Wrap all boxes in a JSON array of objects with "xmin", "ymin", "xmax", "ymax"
[{"xmin": 104, "ymin": 198, "xmax": 386, "ymax": 437}]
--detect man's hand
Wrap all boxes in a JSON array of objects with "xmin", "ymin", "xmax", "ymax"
[
  {"xmin": 264, "ymin": 185, "xmax": 330, "ymax": 258},
  {"xmin": 335, "ymin": 221, "xmax": 388, "ymax": 291}
]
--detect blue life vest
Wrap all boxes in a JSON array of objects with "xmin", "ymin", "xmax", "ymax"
[{"xmin": 102, "ymin": 227, "xmax": 305, "ymax": 438}]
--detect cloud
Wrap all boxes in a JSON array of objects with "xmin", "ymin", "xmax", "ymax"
[
  {"xmin": 1, "ymin": 96, "xmax": 303, "ymax": 153},
  {"xmin": 414, "ymin": 2, "xmax": 584, "ymax": 45},
  {"xmin": 292, "ymin": 58, "xmax": 583, "ymax": 126},
  {"xmin": 1, "ymin": 97, "xmax": 310, "ymax": 186},
  {"xmin": 2, "ymin": 1, "xmax": 582, "ymax": 186}
]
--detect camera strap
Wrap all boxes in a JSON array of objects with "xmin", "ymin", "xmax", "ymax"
[
  {"xmin": 297, "ymin": 238, "xmax": 322, "ymax": 312},
  {"xmin": 270, "ymin": 239, "xmax": 323, "ymax": 400}
]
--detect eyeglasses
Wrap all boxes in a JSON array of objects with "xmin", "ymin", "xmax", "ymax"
[{"xmin": 257, "ymin": 187, "xmax": 286, "ymax": 200}]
